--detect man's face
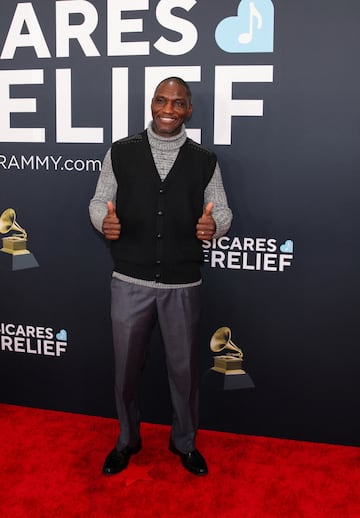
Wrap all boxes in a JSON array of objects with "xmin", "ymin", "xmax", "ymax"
[{"xmin": 151, "ymin": 80, "xmax": 193, "ymax": 137}]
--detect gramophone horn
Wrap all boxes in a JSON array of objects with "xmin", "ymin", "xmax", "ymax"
[
  {"xmin": 210, "ymin": 326, "xmax": 241, "ymax": 354},
  {"xmin": 0, "ymin": 208, "xmax": 27, "ymax": 238}
]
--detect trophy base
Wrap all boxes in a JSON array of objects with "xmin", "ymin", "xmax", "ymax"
[
  {"xmin": 0, "ymin": 251, "xmax": 39, "ymax": 271},
  {"xmin": 206, "ymin": 369, "xmax": 255, "ymax": 390},
  {"xmin": 211, "ymin": 366, "xmax": 245, "ymax": 375}
]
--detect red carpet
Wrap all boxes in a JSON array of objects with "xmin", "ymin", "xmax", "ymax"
[{"xmin": 0, "ymin": 404, "xmax": 359, "ymax": 518}]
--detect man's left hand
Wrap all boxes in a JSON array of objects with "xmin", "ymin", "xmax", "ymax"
[{"xmin": 196, "ymin": 202, "xmax": 216, "ymax": 241}]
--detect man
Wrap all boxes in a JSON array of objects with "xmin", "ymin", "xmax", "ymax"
[{"xmin": 89, "ymin": 77, "xmax": 232, "ymax": 476}]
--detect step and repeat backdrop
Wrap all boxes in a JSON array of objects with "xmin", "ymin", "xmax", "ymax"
[{"xmin": 1, "ymin": 0, "xmax": 359, "ymax": 446}]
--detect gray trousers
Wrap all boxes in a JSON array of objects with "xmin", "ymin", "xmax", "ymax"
[{"xmin": 111, "ymin": 277, "xmax": 201, "ymax": 453}]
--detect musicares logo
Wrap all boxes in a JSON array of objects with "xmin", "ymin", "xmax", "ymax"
[
  {"xmin": 0, "ymin": 1, "xmax": 275, "ymax": 146},
  {"xmin": 0, "ymin": 322, "xmax": 68, "ymax": 357},
  {"xmin": 203, "ymin": 236, "xmax": 294, "ymax": 272}
]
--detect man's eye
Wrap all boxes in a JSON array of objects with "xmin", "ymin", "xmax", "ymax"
[
  {"xmin": 156, "ymin": 98, "xmax": 165, "ymax": 104},
  {"xmin": 175, "ymin": 101, "xmax": 185, "ymax": 107}
]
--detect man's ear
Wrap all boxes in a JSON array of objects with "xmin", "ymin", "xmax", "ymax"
[{"xmin": 186, "ymin": 104, "xmax": 193, "ymax": 121}]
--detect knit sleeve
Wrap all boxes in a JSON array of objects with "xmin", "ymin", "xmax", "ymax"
[
  {"xmin": 204, "ymin": 161, "xmax": 233, "ymax": 239},
  {"xmin": 89, "ymin": 148, "xmax": 118, "ymax": 233}
]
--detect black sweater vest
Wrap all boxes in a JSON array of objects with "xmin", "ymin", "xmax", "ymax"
[{"xmin": 110, "ymin": 130, "xmax": 216, "ymax": 284}]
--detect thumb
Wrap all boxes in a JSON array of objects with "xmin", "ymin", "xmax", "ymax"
[
  {"xmin": 204, "ymin": 202, "xmax": 214, "ymax": 216},
  {"xmin": 107, "ymin": 201, "xmax": 115, "ymax": 215}
]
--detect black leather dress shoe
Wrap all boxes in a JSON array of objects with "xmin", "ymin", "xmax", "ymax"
[
  {"xmin": 169, "ymin": 440, "xmax": 208, "ymax": 476},
  {"xmin": 102, "ymin": 440, "xmax": 142, "ymax": 475}
]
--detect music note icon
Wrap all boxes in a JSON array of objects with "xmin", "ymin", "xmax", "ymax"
[{"xmin": 238, "ymin": 1, "xmax": 263, "ymax": 44}]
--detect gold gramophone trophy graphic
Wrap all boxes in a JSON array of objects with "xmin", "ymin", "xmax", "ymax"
[
  {"xmin": 209, "ymin": 326, "xmax": 254, "ymax": 390},
  {"xmin": 0, "ymin": 208, "xmax": 39, "ymax": 270}
]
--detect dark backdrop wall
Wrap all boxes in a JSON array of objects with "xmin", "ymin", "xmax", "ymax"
[{"xmin": 1, "ymin": 0, "xmax": 359, "ymax": 446}]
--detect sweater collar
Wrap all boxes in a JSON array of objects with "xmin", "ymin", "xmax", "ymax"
[{"xmin": 147, "ymin": 122, "xmax": 187, "ymax": 152}]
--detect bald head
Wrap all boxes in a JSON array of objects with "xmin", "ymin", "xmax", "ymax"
[{"xmin": 154, "ymin": 77, "xmax": 192, "ymax": 104}]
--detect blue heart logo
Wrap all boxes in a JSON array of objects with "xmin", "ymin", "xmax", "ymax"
[
  {"xmin": 280, "ymin": 240, "xmax": 294, "ymax": 254},
  {"xmin": 56, "ymin": 329, "xmax": 67, "ymax": 341},
  {"xmin": 215, "ymin": 0, "xmax": 274, "ymax": 53}
]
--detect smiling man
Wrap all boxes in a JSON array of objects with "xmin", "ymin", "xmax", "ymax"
[
  {"xmin": 89, "ymin": 77, "xmax": 232, "ymax": 477},
  {"xmin": 151, "ymin": 78, "xmax": 193, "ymax": 137}
]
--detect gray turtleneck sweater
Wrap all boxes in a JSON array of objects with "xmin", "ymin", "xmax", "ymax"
[{"xmin": 89, "ymin": 123, "xmax": 233, "ymax": 288}]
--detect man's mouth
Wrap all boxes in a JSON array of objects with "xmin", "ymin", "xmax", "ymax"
[{"xmin": 158, "ymin": 116, "xmax": 176, "ymax": 122}]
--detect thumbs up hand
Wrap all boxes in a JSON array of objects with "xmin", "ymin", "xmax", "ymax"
[
  {"xmin": 196, "ymin": 202, "xmax": 216, "ymax": 241},
  {"xmin": 102, "ymin": 201, "xmax": 121, "ymax": 240}
]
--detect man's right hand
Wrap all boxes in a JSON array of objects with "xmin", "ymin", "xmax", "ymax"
[{"xmin": 102, "ymin": 201, "xmax": 121, "ymax": 240}]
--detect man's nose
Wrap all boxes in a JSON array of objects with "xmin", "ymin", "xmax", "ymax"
[{"xmin": 163, "ymin": 100, "xmax": 173, "ymax": 112}]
